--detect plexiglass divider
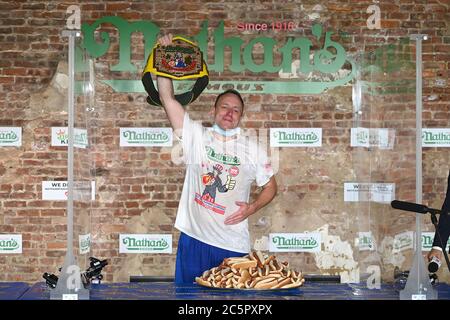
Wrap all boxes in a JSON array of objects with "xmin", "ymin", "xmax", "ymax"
[
  {"xmin": 400, "ymin": 34, "xmax": 437, "ymax": 300},
  {"xmin": 50, "ymin": 30, "xmax": 93, "ymax": 300},
  {"xmin": 351, "ymin": 35, "xmax": 437, "ymax": 299}
]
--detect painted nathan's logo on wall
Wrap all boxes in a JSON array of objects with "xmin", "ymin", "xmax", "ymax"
[
  {"xmin": 120, "ymin": 128, "xmax": 172, "ymax": 147},
  {"xmin": 119, "ymin": 234, "xmax": 172, "ymax": 253},
  {"xmin": 78, "ymin": 17, "xmax": 355, "ymax": 94},
  {"xmin": 0, "ymin": 235, "xmax": 22, "ymax": 254},
  {"xmin": 422, "ymin": 128, "xmax": 450, "ymax": 147},
  {"xmin": 269, "ymin": 233, "xmax": 321, "ymax": 252},
  {"xmin": 0, "ymin": 127, "xmax": 22, "ymax": 146},
  {"xmin": 270, "ymin": 128, "xmax": 322, "ymax": 147}
]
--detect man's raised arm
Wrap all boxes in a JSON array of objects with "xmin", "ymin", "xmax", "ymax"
[{"xmin": 156, "ymin": 34, "xmax": 185, "ymax": 134}]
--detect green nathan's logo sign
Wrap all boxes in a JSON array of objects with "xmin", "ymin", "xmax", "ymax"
[
  {"xmin": 0, "ymin": 131, "xmax": 18, "ymax": 142},
  {"xmin": 74, "ymin": 130, "xmax": 88, "ymax": 148},
  {"xmin": 422, "ymin": 129, "xmax": 450, "ymax": 147},
  {"xmin": 120, "ymin": 128, "xmax": 172, "ymax": 147},
  {"xmin": 0, "ymin": 235, "xmax": 22, "ymax": 254},
  {"xmin": 422, "ymin": 232, "xmax": 450, "ymax": 251},
  {"xmin": 0, "ymin": 127, "xmax": 22, "ymax": 146},
  {"xmin": 79, "ymin": 234, "xmax": 91, "ymax": 255},
  {"xmin": 350, "ymin": 128, "xmax": 394, "ymax": 149},
  {"xmin": 78, "ymin": 16, "xmax": 355, "ymax": 94},
  {"xmin": 357, "ymin": 232, "xmax": 375, "ymax": 251},
  {"xmin": 270, "ymin": 128, "xmax": 322, "ymax": 147},
  {"xmin": 119, "ymin": 234, "xmax": 172, "ymax": 253},
  {"xmin": 393, "ymin": 231, "xmax": 413, "ymax": 253},
  {"xmin": 269, "ymin": 233, "xmax": 321, "ymax": 252}
]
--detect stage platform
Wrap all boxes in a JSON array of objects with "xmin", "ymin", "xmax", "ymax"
[{"xmin": 0, "ymin": 281, "xmax": 447, "ymax": 300}]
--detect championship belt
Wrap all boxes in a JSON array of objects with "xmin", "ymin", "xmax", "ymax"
[{"xmin": 142, "ymin": 36, "xmax": 209, "ymax": 106}]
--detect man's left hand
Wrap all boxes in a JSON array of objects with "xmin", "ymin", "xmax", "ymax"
[{"xmin": 224, "ymin": 201, "xmax": 254, "ymax": 225}]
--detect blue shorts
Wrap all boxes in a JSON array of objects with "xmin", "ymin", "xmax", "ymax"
[{"xmin": 175, "ymin": 232, "xmax": 246, "ymax": 284}]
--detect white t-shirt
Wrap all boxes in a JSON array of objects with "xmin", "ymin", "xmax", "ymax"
[{"xmin": 174, "ymin": 113, "xmax": 274, "ymax": 253}]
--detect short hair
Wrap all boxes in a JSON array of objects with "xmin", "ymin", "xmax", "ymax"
[{"xmin": 214, "ymin": 89, "xmax": 244, "ymax": 111}]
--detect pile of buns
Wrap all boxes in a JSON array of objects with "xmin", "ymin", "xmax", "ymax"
[{"xmin": 195, "ymin": 250, "xmax": 305, "ymax": 289}]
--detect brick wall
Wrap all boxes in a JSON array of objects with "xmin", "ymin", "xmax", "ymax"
[{"xmin": 0, "ymin": 0, "xmax": 449, "ymax": 283}]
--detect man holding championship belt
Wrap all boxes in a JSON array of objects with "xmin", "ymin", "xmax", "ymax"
[{"xmin": 142, "ymin": 34, "xmax": 278, "ymax": 284}]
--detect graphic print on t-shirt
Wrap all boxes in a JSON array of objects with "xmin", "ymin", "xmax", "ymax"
[{"xmin": 194, "ymin": 146, "xmax": 240, "ymax": 215}]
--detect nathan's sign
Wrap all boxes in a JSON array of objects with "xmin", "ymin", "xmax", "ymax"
[
  {"xmin": 422, "ymin": 128, "xmax": 450, "ymax": 147},
  {"xmin": 269, "ymin": 233, "xmax": 321, "ymax": 252},
  {"xmin": 422, "ymin": 232, "xmax": 450, "ymax": 251},
  {"xmin": 119, "ymin": 234, "xmax": 172, "ymax": 253},
  {"xmin": 79, "ymin": 234, "xmax": 91, "ymax": 255},
  {"xmin": 79, "ymin": 17, "xmax": 354, "ymax": 94},
  {"xmin": 393, "ymin": 231, "xmax": 414, "ymax": 253},
  {"xmin": 0, "ymin": 235, "xmax": 22, "ymax": 254},
  {"xmin": 119, "ymin": 128, "xmax": 172, "ymax": 147},
  {"xmin": 0, "ymin": 127, "xmax": 22, "ymax": 147},
  {"xmin": 270, "ymin": 128, "xmax": 322, "ymax": 147}
]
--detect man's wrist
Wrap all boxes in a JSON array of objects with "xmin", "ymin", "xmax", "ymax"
[{"xmin": 248, "ymin": 202, "xmax": 258, "ymax": 216}]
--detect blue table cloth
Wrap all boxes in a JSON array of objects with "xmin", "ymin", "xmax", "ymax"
[{"xmin": 16, "ymin": 281, "xmax": 450, "ymax": 300}]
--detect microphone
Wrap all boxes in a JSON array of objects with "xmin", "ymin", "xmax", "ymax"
[
  {"xmin": 391, "ymin": 200, "xmax": 441, "ymax": 215},
  {"xmin": 428, "ymin": 256, "xmax": 441, "ymax": 273}
]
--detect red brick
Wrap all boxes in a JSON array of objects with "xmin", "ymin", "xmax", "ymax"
[
  {"xmin": 47, "ymin": 242, "xmax": 66, "ymax": 250},
  {"xmin": 4, "ymin": 201, "xmax": 27, "ymax": 207},
  {"xmin": 41, "ymin": 209, "xmax": 65, "ymax": 217},
  {"xmin": 106, "ymin": 3, "xmax": 130, "ymax": 11}
]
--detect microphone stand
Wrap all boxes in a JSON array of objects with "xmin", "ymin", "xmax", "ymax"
[{"xmin": 429, "ymin": 211, "xmax": 450, "ymax": 272}]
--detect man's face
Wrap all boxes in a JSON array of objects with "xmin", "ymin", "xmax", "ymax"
[{"xmin": 213, "ymin": 93, "xmax": 244, "ymax": 130}]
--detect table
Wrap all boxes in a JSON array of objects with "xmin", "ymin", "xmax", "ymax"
[
  {"xmin": 16, "ymin": 282, "xmax": 450, "ymax": 300},
  {"xmin": 0, "ymin": 282, "xmax": 30, "ymax": 300}
]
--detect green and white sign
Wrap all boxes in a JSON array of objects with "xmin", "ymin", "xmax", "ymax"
[
  {"xmin": 393, "ymin": 231, "xmax": 414, "ymax": 253},
  {"xmin": 0, "ymin": 234, "xmax": 22, "ymax": 254},
  {"xmin": 421, "ymin": 232, "xmax": 450, "ymax": 251},
  {"xmin": 357, "ymin": 232, "xmax": 375, "ymax": 251},
  {"xmin": 344, "ymin": 183, "xmax": 395, "ymax": 203},
  {"xmin": 0, "ymin": 127, "xmax": 21, "ymax": 147},
  {"xmin": 119, "ymin": 234, "xmax": 172, "ymax": 253},
  {"xmin": 269, "ymin": 233, "xmax": 321, "ymax": 252},
  {"xmin": 74, "ymin": 128, "xmax": 88, "ymax": 149},
  {"xmin": 270, "ymin": 128, "xmax": 322, "ymax": 147},
  {"xmin": 51, "ymin": 127, "xmax": 88, "ymax": 149},
  {"xmin": 350, "ymin": 128, "xmax": 394, "ymax": 149},
  {"xmin": 120, "ymin": 128, "xmax": 172, "ymax": 147},
  {"xmin": 422, "ymin": 128, "xmax": 450, "ymax": 147},
  {"xmin": 79, "ymin": 233, "xmax": 91, "ymax": 255}
]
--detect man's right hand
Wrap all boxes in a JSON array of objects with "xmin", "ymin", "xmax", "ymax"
[
  {"xmin": 155, "ymin": 32, "xmax": 185, "ymax": 134},
  {"xmin": 158, "ymin": 33, "xmax": 173, "ymax": 47}
]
